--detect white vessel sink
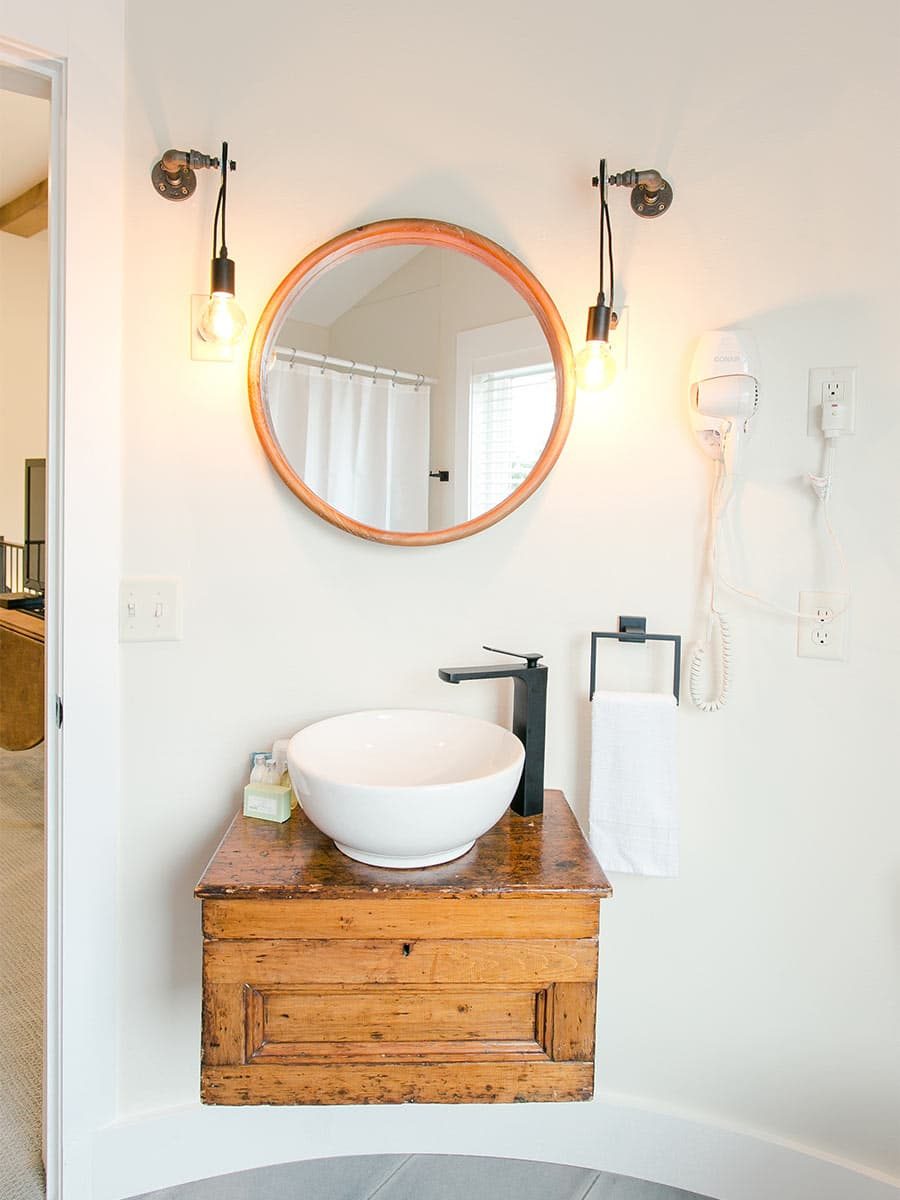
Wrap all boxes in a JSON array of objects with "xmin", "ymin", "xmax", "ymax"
[{"xmin": 287, "ymin": 709, "xmax": 525, "ymax": 868}]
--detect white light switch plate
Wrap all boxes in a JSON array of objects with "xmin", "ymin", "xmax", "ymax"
[
  {"xmin": 797, "ymin": 590, "xmax": 848, "ymax": 660},
  {"xmin": 120, "ymin": 577, "xmax": 182, "ymax": 642}
]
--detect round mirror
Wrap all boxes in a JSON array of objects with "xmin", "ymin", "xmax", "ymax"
[{"xmin": 249, "ymin": 219, "xmax": 574, "ymax": 545}]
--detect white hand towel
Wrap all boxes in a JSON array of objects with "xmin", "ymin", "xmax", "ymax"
[{"xmin": 589, "ymin": 690, "xmax": 678, "ymax": 877}]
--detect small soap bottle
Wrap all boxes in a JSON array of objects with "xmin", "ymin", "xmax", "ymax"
[
  {"xmin": 271, "ymin": 738, "xmax": 299, "ymax": 809},
  {"xmin": 249, "ymin": 752, "xmax": 269, "ymax": 783}
]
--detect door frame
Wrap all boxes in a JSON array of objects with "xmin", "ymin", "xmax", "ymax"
[{"xmin": 0, "ymin": 40, "xmax": 65, "ymax": 1199}]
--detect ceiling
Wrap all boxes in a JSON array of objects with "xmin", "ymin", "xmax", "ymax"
[
  {"xmin": 287, "ymin": 245, "xmax": 425, "ymax": 328},
  {"xmin": 0, "ymin": 89, "xmax": 50, "ymax": 209}
]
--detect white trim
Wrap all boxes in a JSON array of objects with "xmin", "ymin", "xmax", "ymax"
[
  {"xmin": 91, "ymin": 1095, "xmax": 900, "ymax": 1200},
  {"xmin": 0, "ymin": 22, "xmax": 124, "ymax": 1200},
  {"xmin": 0, "ymin": 40, "xmax": 65, "ymax": 1200}
]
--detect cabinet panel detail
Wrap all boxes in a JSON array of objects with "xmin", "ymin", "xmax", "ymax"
[
  {"xmin": 204, "ymin": 896, "xmax": 600, "ymax": 941},
  {"xmin": 205, "ymin": 938, "xmax": 598, "ymax": 987},
  {"xmin": 244, "ymin": 984, "xmax": 545, "ymax": 1064},
  {"xmin": 543, "ymin": 982, "xmax": 597, "ymax": 1062},
  {"xmin": 202, "ymin": 1061, "xmax": 595, "ymax": 1105}
]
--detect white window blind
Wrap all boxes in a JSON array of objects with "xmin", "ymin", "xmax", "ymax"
[{"xmin": 469, "ymin": 363, "xmax": 555, "ymax": 518}]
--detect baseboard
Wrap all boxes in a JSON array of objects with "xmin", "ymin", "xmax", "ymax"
[{"xmin": 91, "ymin": 1093, "xmax": 900, "ymax": 1200}]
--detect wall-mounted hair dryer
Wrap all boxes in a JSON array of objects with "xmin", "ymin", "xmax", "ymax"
[
  {"xmin": 688, "ymin": 329, "xmax": 761, "ymax": 712},
  {"xmin": 689, "ymin": 330, "xmax": 760, "ymax": 478}
]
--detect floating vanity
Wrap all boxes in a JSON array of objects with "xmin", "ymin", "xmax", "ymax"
[{"xmin": 195, "ymin": 790, "xmax": 611, "ymax": 1105}]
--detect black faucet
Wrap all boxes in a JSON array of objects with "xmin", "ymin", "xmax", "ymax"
[{"xmin": 438, "ymin": 646, "xmax": 547, "ymax": 817}]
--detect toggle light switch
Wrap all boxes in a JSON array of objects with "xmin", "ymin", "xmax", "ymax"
[{"xmin": 120, "ymin": 577, "xmax": 183, "ymax": 642}]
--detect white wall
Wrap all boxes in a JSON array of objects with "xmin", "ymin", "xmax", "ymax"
[
  {"xmin": 0, "ymin": 227, "xmax": 47, "ymax": 544},
  {"xmin": 6, "ymin": 0, "xmax": 895, "ymax": 1196}
]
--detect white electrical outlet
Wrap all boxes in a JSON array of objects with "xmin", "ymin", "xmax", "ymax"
[
  {"xmin": 120, "ymin": 577, "xmax": 183, "ymax": 642},
  {"xmin": 797, "ymin": 590, "xmax": 849, "ymax": 661},
  {"xmin": 808, "ymin": 367, "xmax": 856, "ymax": 435}
]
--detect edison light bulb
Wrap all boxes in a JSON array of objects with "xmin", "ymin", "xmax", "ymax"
[
  {"xmin": 575, "ymin": 338, "xmax": 617, "ymax": 392},
  {"xmin": 197, "ymin": 292, "xmax": 247, "ymax": 347}
]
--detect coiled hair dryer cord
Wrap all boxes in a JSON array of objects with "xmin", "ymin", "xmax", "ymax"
[{"xmin": 689, "ymin": 612, "xmax": 732, "ymax": 712}]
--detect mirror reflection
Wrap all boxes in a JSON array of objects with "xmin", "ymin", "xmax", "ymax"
[{"xmin": 265, "ymin": 246, "xmax": 556, "ymax": 533}]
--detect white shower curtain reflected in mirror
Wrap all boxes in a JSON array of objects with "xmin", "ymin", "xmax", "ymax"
[{"xmin": 269, "ymin": 362, "xmax": 430, "ymax": 531}]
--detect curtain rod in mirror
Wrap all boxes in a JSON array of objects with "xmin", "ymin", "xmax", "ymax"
[{"xmin": 272, "ymin": 346, "xmax": 437, "ymax": 387}]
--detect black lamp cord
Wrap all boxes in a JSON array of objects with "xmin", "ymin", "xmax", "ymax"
[
  {"xmin": 212, "ymin": 140, "xmax": 229, "ymax": 262},
  {"xmin": 596, "ymin": 158, "xmax": 614, "ymax": 312}
]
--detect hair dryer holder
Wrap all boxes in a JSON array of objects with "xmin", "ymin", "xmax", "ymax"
[{"xmin": 689, "ymin": 330, "xmax": 761, "ymax": 469}]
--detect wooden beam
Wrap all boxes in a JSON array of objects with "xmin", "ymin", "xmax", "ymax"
[{"xmin": 0, "ymin": 179, "xmax": 48, "ymax": 237}]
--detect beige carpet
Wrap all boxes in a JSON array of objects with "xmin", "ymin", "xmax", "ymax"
[{"xmin": 0, "ymin": 743, "xmax": 45, "ymax": 1200}]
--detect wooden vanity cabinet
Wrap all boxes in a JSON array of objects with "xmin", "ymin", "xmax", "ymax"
[{"xmin": 195, "ymin": 790, "xmax": 611, "ymax": 1105}]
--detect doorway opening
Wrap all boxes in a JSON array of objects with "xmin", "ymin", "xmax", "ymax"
[{"xmin": 0, "ymin": 59, "xmax": 53, "ymax": 1200}]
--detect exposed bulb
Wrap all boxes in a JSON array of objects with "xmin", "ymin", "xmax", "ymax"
[
  {"xmin": 197, "ymin": 291, "xmax": 247, "ymax": 346},
  {"xmin": 575, "ymin": 339, "xmax": 617, "ymax": 392}
]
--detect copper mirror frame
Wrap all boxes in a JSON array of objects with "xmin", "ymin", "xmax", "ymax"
[{"xmin": 248, "ymin": 218, "xmax": 575, "ymax": 547}]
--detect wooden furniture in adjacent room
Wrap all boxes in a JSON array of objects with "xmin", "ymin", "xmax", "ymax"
[
  {"xmin": 195, "ymin": 790, "xmax": 611, "ymax": 1106},
  {"xmin": 0, "ymin": 608, "xmax": 45, "ymax": 750}
]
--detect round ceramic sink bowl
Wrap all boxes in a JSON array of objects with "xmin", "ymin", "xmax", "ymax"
[{"xmin": 287, "ymin": 709, "xmax": 525, "ymax": 868}]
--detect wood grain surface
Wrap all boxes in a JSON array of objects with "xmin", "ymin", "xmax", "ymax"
[
  {"xmin": 0, "ymin": 179, "xmax": 48, "ymax": 237},
  {"xmin": 201, "ymin": 1061, "xmax": 595, "ymax": 1105},
  {"xmin": 204, "ymin": 937, "xmax": 598, "ymax": 986},
  {"xmin": 203, "ymin": 895, "xmax": 600, "ymax": 940},
  {"xmin": 196, "ymin": 789, "xmax": 611, "ymax": 901},
  {"xmin": 256, "ymin": 986, "xmax": 538, "ymax": 1046}
]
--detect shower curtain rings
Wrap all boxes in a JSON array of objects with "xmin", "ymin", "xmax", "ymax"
[{"xmin": 391, "ymin": 368, "xmax": 398, "ymax": 389}]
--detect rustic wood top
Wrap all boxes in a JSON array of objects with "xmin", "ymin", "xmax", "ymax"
[
  {"xmin": 195, "ymin": 789, "xmax": 611, "ymax": 901},
  {"xmin": 0, "ymin": 608, "xmax": 45, "ymax": 643}
]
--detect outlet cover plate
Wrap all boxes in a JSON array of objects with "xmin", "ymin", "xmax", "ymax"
[
  {"xmin": 808, "ymin": 366, "xmax": 856, "ymax": 435},
  {"xmin": 797, "ymin": 590, "xmax": 848, "ymax": 661}
]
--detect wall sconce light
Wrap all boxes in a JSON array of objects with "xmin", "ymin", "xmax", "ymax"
[
  {"xmin": 576, "ymin": 159, "xmax": 673, "ymax": 393},
  {"xmin": 150, "ymin": 142, "xmax": 247, "ymax": 350}
]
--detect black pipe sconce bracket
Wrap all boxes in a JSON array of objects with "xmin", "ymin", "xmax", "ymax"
[
  {"xmin": 601, "ymin": 167, "xmax": 673, "ymax": 218},
  {"xmin": 151, "ymin": 148, "xmax": 236, "ymax": 202}
]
